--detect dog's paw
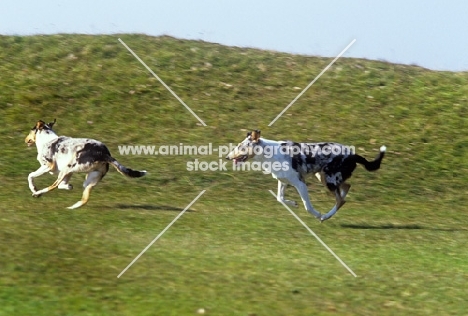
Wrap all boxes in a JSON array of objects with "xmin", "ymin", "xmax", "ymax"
[
  {"xmin": 60, "ymin": 184, "xmax": 73, "ymax": 190},
  {"xmin": 285, "ymin": 200, "xmax": 298, "ymax": 207},
  {"xmin": 32, "ymin": 192, "xmax": 42, "ymax": 198}
]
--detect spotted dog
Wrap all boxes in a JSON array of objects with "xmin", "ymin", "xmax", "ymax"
[
  {"xmin": 25, "ymin": 119, "xmax": 146, "ymax": 209},
  {"xmin": 226, "ymin": 130, "xmax": 386, "ymax": 222}
]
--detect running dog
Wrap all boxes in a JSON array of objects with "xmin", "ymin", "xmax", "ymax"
[
  {"xmin": 25, "ymin": 119, "xmax": 146, "ymax": 209},
  {"xmin": 226, "ymin": 130, "xmax": 386, "ymax": 222}
]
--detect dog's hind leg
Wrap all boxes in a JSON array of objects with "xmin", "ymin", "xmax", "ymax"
[
  {"xmin": 320, "ymin": 183, "xmax": 349, "ymax": 222},
  {"xmin": 340, "ymin": 183, "xmax": 350, "ymax": 199},
  {"xmin": 276, "ymin": 181, "xmax": 298, "ymax": 207},
  {"xmin": 314, "ymin": 172, "xmax": 322, "ymax": 182},
  {"xmin": 320, "ymin": 190, "xmax": 345, "ymax": 222},
  {"xmin": 289, "ymin": 178, "xmax": 321, "ymax": 219},
  {"xmin": 58, "ymin": 173, "xmax": 74, "ymax": 190},
  {"xmin": 67, "ymin": 171, "xmax": 103, "ymax": 209}
]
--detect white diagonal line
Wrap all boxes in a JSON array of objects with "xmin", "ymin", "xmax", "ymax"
[
  {"xmin": 118, "ymin": 38, "xmax": 207, "ymax": 126},
  {"xmin": 268, "ymin": 39, "xmax": 356, "ymax": 126},
  {"xmin": 117, "ymin": 190, "xmax": 206, "ymax": 278},
  {"xmin": 268, "ymin": 190, "xmax": 357, "ymax": 277}
]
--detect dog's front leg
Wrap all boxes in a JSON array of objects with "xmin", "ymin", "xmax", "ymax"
[
  {"xmin": 277, "ymin": 180, "xmax": 298, "ymax": 207},
  {"xmin": 32, "ymin": 171, "xmax": 68, "ymax": 197},
  {"xmin": 28, "ymin": 165, "xmax": 52, "ymax": 194},
  {"xmin": 290, "ymin": 178, "xmax": 321, "ymax": 219}
]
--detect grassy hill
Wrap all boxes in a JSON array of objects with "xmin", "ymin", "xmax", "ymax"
[{"xmin": 0, "ymin": 34, "xmax": 467, "ymax": 315}]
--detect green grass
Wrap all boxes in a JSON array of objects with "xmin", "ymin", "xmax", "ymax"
[{"xmin": 0, "ymin": 34, "xmax": 467, "ymax": 315}]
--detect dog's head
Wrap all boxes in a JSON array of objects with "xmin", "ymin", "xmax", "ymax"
[
  {"xmin": 25, "ymin": 119, "xmax": 56, "ymax": 146},
  {"xmin": 225, "ymin": 130, "xmax": 261, "ymax": 164}
]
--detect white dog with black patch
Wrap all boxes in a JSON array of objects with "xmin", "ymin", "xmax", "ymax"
[
  {"xmin": 226, "ymin": 130, "xmax": 386, "ymax": 222},
  {"xmin": 25, "ymin": 119, "xmax": 146, "ymax": 209}
]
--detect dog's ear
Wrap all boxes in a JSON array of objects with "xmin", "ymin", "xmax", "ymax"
[
  {"xmin": 35, "ymin": 120, "xmax": 46, "ymax": 130},
  {"xmin": 251, "ymin": 130, "xmax": 261, "ymax": 143},
  {"xmin": 47, "ymin": 119, "xmax": 56, "ymax": 129}
]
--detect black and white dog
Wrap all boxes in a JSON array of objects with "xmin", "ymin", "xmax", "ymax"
[
  {"xmin": 25, "ymin": 119, "xmax": 146, "ymax": 209},
  {"xmin": 226, "ymin": 130, "xmax": 386, "ymax": 222}
]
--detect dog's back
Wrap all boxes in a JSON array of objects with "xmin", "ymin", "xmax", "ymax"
[
  {"xmin": 282, "ymin": 141, "xmax": 384, "ymax": 187},
  {"xmin": 40, "ymin": 136, "xmax": 111, "ymax": 173},
  {"xmin": 281, "ymin": 141, "xmax": 353, "ymax": 173}
]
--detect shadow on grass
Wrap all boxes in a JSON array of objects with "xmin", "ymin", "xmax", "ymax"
[
  {"xmin": 341, "ymin": 223, "xmax": 423, "ymax": 230},
  {"xmin": 113, "ymin": 204, "xmax": 195, "ymax": 212},
  {"xmin": 340, "ymin": 223, "xmax": 466, "ymax": 231}
]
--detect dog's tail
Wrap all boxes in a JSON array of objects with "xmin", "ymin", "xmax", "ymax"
[
  {"xmin": 354, "ymin": 145, "xmax": 386, "ymax": 171},
  {"xmin": 107, "ymin": 157, "xmax": 147, "ymax": 178}
]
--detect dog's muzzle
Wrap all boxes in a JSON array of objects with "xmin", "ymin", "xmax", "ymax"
[
  {"xmin": 226, "ymin": 155, "xmax": 248, "ymax": 165},
  {"xmin": 25, "ymin": 139, "xmax": 35, "ymax": 147}
]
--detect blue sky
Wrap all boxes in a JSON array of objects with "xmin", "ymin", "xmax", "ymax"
[{"xmin": 2, "ymin": 0, "xmax": 467, "ymax": 71}]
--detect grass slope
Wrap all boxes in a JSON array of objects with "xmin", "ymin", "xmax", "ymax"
[{"xmin": 0, "ymin": 34, "xmax": 467, "ymax": 315}]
